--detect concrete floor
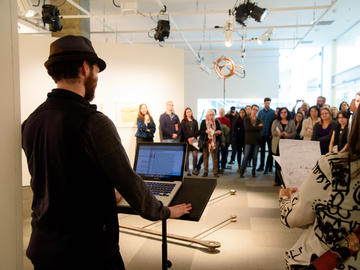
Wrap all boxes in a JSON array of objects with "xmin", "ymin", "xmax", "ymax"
[{"xmin": 23, "ymin": 165, "xmax": 304, "ymax": 270}]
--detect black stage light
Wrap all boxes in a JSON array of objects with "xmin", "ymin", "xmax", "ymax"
[
  {"xmin": 248, "ymin": 2, "xmax": 268, "ymax": 22},
  {"xmin": 42, "ymin": 4, "xmax": 62, "ymax": 32},
  {"xmin": 234, "ymin": 1, "xmax": 267, "ymax": 26},
  {"xmin": 154, "ymin": 20, "xmax": 170, "ymax": 42},
  {"xmin": 234, "ymin": 3, "xmax": 249, "ymax": 27}
]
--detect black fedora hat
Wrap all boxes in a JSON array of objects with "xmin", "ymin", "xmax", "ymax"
[{"xmin": 44, "ymin": 35, "xmax": 106, "ymax": 72}]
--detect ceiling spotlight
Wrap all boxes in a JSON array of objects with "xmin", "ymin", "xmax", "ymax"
[
  {"xmin": 224, "ymin": 18, "xmax": 234, "ymax": 47},
  {"xmin": 152, "ymin": 5, "xmax": 170, "ymax": 43},
  {"xmin": 234, "ymin": 1, "xmax": 267, "ymax": 26},
  {"xmin": 154, "ymin": 20, "xmax": 170, "ymax": 42},
  {"xmin": 42, "ymin": 4, "xmax": 62, "ymax": 32},
  {"xmin": 257, "ymin": 28, "xmax": 275, "ymax": 44},
  {"xmin": 25, "ymin": 9, "xmax": 36, "ymax": 18}
]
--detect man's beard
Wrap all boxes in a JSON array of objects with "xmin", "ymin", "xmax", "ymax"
[{"xmin": 84, "ymin": 72, "xmax": 97, "ymax": 102}]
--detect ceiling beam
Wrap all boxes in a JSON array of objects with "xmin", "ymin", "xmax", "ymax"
[
  {"xmin": 65, "ymin": 0, "xmax": 132, "ymax": 44},
  {"xmin": 293, "ymin": 0, "xmax": 338, "ymax": 50},
  {"xmin": 88, "ymin": 24, "xmax": 312, "ymax": 35}
]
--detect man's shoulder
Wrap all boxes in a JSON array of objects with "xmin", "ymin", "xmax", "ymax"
[{"xmin": 87, "ymin": 111, "xmax": 115, "ymax": 129}]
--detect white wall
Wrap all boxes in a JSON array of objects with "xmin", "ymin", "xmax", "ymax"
[
  {"xmin": 0, "ymin": 0, "xmax": 23, "ymax": 269},
  {"xmin": 184, "ymin": 49, "xmax": 279, "ymax": 117},
  {"xmin": 19, "ymin": 36, "xmax": 184, "ymax": 185}
]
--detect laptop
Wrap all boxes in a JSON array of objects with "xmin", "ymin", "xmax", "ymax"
[{"xmin": 118, "ymin": 142, "xmax": 187, "ymax": 207}]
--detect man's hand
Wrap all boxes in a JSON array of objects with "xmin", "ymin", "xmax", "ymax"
[
  {"xmin": 169, "ymin": 203, "xmax": 192, "ymax": 219},
  {"xmin": 279, "ymin": 188, "xmax": 298, "ymax": 198},
  {"xmin": 258, "ymin": 123, "xmax": 263, "ymax": 127},
  {"xmin": 172, "ymin": 133, "xmax": 178, "ymax": 139},
  {"xmin": 115, "ymin": 190, "xmax": 122, "ymax": 204}
]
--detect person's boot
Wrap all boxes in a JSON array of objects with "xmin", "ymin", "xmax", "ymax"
[
  {"xmin": 252, "ymin": 168, "xmax": 256, "ymax": 177},
  {"xmin": 240, "ymin": 168, "xmax": 245, "ymax": 178},
  {"xmin": 192, "ymin": 168, "xmax": 199, "ymax": 176}
]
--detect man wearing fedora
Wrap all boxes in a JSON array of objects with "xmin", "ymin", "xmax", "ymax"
[{"xmin": 22, "ymin": 35, "xmax": 191, "ymax": 270}]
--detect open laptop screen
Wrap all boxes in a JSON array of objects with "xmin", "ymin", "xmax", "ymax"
[{"xmin": 134, "ymin": 143, "xmax": 186, "ymax": 181}]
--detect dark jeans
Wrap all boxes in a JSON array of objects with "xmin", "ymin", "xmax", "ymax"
[
  {"xmin": 230, "ymin": 135, "xmax": 237, "ymax": 162},
  {"xmin": 274, "ymin": 146, "xmax": 282, "ymax": 185},
  {"xmin": 236, "ymin": 144, "xmax": 244, "ymax": 167},
  {"xmin": 219, "ymin": 143, "xmax": 229, "ymax": 170},
  {"xmin": 241, "ymin": 144, "xmax": 259, "ymax": 171},
  {"xmin": 258, "ymin": 135, "xmax": 273, "ymax": 170}
]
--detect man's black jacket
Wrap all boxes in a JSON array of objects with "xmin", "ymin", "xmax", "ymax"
[{"xmin": 22, "ymin": 89, "xmax": 169, "ymax": 269}]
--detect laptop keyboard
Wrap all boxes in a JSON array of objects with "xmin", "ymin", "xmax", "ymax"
[{"xmin": 145, "ymin": 182, "xmax": 176, "ymax": 196}]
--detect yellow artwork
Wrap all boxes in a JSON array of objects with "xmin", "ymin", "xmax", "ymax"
[{"xmin": 121, "ymin": 106, "xmax": 138, "ymax": 123}]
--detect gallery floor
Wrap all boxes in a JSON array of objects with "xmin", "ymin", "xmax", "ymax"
[{"xmin": 23, "ymin": 166, "xmax": 304, "ymax": 270}]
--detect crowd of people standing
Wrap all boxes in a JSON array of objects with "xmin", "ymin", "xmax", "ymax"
[{"xmin": 135, "ymin": 93, "xmax": 360, "ymax": 185}]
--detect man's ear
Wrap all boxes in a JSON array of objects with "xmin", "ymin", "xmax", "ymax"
[{"xmin": 79, "ymin": 61, "xmax": 91, "ymax": 78}]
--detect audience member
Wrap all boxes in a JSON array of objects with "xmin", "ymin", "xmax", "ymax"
[
  {"xmin": 257, "ymin": 97, "xmax": 275, "ymax": 173},
  {"xmin": 292, "ymin": 100, "xmax": 309, "ymax": 118},
  {"xmin": 349, "ymin": 92, "xmax": 360, "ymax": 135},
  {"xmin": 218, "ymin": 121, "xmax": 230, "ymax": 174},
  {"xmin": 180, "ymin": 107, "xmax": 199, "ymax": 176},
  {"xmin": 278, "ymin": 104, "xmax": 360, "ymax": 270},
  {"xmin": 234, "ymin": 108, "xmax": 246, "ymax": 172},
  {"xmin": 294, "ymin": 112, "xmax": 304, "ymax": 140},
  {"xmin": 199, "ymin": 109, "xmax": 222, "ymax": 177},
  {"xmin": 316, "ymin": 96, "xmax": 326, "ymax": 109},
  {"xmin": 226, "ymin": 106, "xmax": 239, "ymax": 165},
  {"xmin": 339, "ymin": 101, "xmax": 349, "ymax": 112},
  {"xmin": 240, "ymin": 105, "xmax": 263, "ymax": 178},
  {"xmin": 271, "ymin": 107, "xmax": 296, "ymax": 186},
  {"xmin": 329, "ymin": 110, "xmax": 349, "ymax": 153},
  {"xmin": 245, "ymin": 105, "xmax": 251, "ymax": 116},
  {"xmin": 300, "ymin": 106, "xmax": 320, "ymax": 140},
  {"xmin": 299, "ymin": 102, "xmax": 310, "ymax": 118},
  {"xmin": 312, "ymin": 107, "xmax": 337, "ymax": 155},
  {"xmin": 217, "ymin": 108, "xmax": 231, "ymax": 173},
  {"xmin": 135, "ymin": 104, "xmax": 156, "ymax": 143},
  {"xmin": 159, "ymin": 101, "xmax": 181, "ymax": 142},
  {"xmin": 330, "ymin": 106, "xmax": 338, "ymax": 120}
]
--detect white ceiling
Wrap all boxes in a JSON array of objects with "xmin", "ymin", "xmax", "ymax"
[{"xmin": 18, "ymin": 0, "xmax": 360, "ymax": 52}]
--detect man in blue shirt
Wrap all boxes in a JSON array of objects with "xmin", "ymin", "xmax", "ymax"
[
  {"xmin": 257, "ymin": 97, "xmax": 275, "ymax": 174},
  {"xmin": 159, "ymin": 101, "xmax": 181, "ymax": 142}
]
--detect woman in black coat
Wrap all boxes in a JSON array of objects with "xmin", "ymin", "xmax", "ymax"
[{"xmin": 180, "ymin": 107, "xmax": 199, "ymax": 176}]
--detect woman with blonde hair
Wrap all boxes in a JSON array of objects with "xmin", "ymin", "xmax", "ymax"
[
  {"xmin": 135, "ymin": 104, "xmax": 156, "ymax": 143},
  {"xmin": 199, "ymin": 109, "xmax": 222, "ymax": 177}
]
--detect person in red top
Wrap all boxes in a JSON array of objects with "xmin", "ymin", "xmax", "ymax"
[
  {"xmin": 217, "ymin": 108, "xmax": 231, "ymax": 128},
  {"xmin": 217, "ymin": 108, "xmax": 231, "ymax": 173}
]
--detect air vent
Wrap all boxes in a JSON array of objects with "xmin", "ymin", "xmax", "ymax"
[
  {"xmin": 300, "ymin": 40, "xmax": 313, "ymax": 44},
  {"xmin": 317, "ymin": 20, "xmax": 334, "ymax": 26}
]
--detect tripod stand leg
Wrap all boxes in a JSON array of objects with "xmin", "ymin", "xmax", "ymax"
[{"xmin": 162, "ymin": 219, "xmax": 171, "ymax": 269}]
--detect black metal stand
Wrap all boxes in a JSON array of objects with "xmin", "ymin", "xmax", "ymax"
[
  {"xmin": 118, "ymin": 177, "xmax": 217, "ymax": 269},
  {"xmin": 162, "ymin": 219, "xmax": 172, "ymax": 269}
]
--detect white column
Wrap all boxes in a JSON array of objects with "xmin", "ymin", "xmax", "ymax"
[{"xmin": 0, "ymin": 0, "xmax": 23, "ymax": 269}]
